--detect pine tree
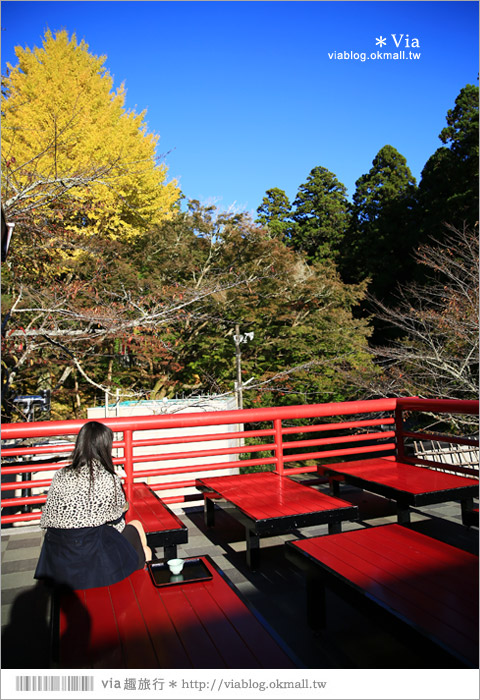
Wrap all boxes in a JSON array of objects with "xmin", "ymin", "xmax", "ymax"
[
  {"xmin": 417, "ymin": 84, "xmax": 479, "ymax": 242},
  {"xmin": 342, "ymin": 145, "xmax": 417, "ymax": 303},
  {"xmin": 290, "ymin": 166, "xmax": 350, "ymax": 262},
  {"xmin": 255, "ymin": 187, "xmax": 292, "ymax": 241}
]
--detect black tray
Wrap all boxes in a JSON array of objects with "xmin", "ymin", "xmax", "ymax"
[{"xmin": 147, "ymin": 558, "xmax": 213, "ymax": 587}]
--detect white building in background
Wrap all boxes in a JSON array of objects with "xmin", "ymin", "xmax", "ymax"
[{"xmin": 87, "ymin": 396, "xmax": 241, "ymax": 506}]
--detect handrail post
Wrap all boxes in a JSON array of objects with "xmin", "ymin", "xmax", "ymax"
[
  {"xmin": 124, "ymin": 429, "xmax": 134, "ymax": 502},
  {"xmin": 395, "ymin": 401, "xmax": 405, "ymax": 461},
  {"xmin": 274, "ymin": 418, "xmax": 284, "ymax": 475}
]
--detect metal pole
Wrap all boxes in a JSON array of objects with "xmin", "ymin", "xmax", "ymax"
[
  {"xmin": 22, "ymin": 398, "xmax": 34, "ymax": 512},
  {"xmin": 274, "ymin": 418, "xmax": 284, "ymax": 475},
  {"xmin": 124, "ymin": 429, "xmax": 134, "ymax": 503},
  {"xmin": 234, "ymin": 323, "xmax": 243, "ymax": 410}
]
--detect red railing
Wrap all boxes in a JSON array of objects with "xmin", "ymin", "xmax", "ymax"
[
  {"xmin": 395, "ymin": 398, "xmax": 479, "ymax": 477},
  {"xmin": 1, "ymin": 397, "xmax": 477, "ymax": 526}
]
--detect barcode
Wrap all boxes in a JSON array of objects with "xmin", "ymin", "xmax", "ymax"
[{"xmin": 15, "ymin": 676, "xmax": 94, "ymax": 692}]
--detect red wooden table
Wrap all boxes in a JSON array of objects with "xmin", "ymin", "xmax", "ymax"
[
  {"xmin": 195, "ymin": 472, "xmax": 358, "ymax": 569},
  {"xmin": 318, "ymin": 457, "xmax": 478, "ymax": 524},
  {"xmin": 286, "ymin": 524, "xmax": 479, "ymax": 668},
  {"xmin": 125, "ymin": 482, "xmax": 188, "ymax": 559},
  {"xmin": 55, "ymin": 555, "xmax": 299, "ymax": 668}
]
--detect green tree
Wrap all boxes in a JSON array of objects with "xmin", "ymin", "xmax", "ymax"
[
  {"xmin": 255, "ymin": 187, "xmax": 292, "ymax": 241},
  {"xmin": 137, "ymin": 204, "xmax": 373, "ymax": 408},
  {"xmin": 341, "ymin": 145, "xmax": 417, "ymax": 303},
  {"xmin": 290, "ymin": 167, "xmax": 350, "ymax": 262},
  {"xmin": 417, "ymin": 84, "xmax": 479, "ymax": 242},
  {"xmin": 349, "ymin": 225, "xmax": 479, "ymax": 426},
  {"xmin": 2, "ymin": 195, "xmax": 374, "ymax": 419}
]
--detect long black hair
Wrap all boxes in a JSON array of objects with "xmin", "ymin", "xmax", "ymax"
[{"xmin": 69, "ymin": 421, "xmax": 115, "ymax": 485}]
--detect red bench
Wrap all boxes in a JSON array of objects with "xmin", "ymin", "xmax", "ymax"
[
  {"xmin": 196, "ymin": 472, "xmax": 358, "ymax": 570},
  {"xmin": 125, "ymin": 482, "xmax": 188, "ymax": 559},
  {"xmin": 318, "ymin": 457, "xmax": 478, "ymax": 525},
  {"xmin": 286, "ymin": 524, "xmax": 479, "ymax": 668},
  {"xmin": 53, "ymin": 555, "xmax": 300, "ymax": 668}
]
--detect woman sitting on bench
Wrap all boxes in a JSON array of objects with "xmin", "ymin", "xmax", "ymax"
[{"xmin": 35, "ymin": 421, "xmax": 152, "ymax": 590}]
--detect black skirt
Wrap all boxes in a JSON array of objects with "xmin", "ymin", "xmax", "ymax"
[{"xmin": 34, "ymin": 523, "xmax": 142, "ymax": 590}]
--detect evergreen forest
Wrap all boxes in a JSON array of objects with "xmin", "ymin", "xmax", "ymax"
[{"xmin": 1, "ymin": 31, "xmax": 478, "ymax": 421}]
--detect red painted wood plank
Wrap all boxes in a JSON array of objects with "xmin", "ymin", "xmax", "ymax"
[
  {"xmin": 128, "ymin": 569, "xmax": 193, "ymax": 668},
  {"xmin": 293, "ymin": 526, "xmax": 478, "ymax": 661},
  {"xmin": 134, "ymin": 484, "xmax": 181, "ymax": 527},
  {"xmin": 127, "ymin": 483, "xmax": 184, "ymax": 531},
  {"xmin": 199, "ymin": 559, "xmax": 297, "ymax": 668},
  {"xmin": 59, "ymin": 589, "xmax": 89, "ymax": 668},
  {"xmin": 127, "ymin": 502, "xmax": 159, "ymax": 531},
  {"xmin": 60, "ymin": 560, "xmax": 296, "ymax": 669},
  {"xmin": 61, "ymin": 586, "xmax": 123, "ymax": 668},
  {"xmin": 107, "ymin": 576, "xmax": 160, "ymax": 668},
  {"xmin": 297, "ymin": 526, "xmax": 478, "ymax": 612},
  {"xmin": 244, "ymin": 495, "xmax": 301, "ymax": 519},
  {"xmin": 325, "ymin": 458, "xmax": 478, "ymax": 494},
  {"xmin": 128, "ymin": 499, "xmax": 173, "ymax": 531},
  {"xmin": 296, "ymin": 554, "xmax": 474, "ymax": 659},
  {"xmin": 180, "ymin": 583, "xmax": 261, "ymax": 668},
  {"xmin": 360, "ymin": 525, "xmax": 478, "ymax": 602},
  {"xmin": 325, "ymin": 530, "xmax": 478, "ymax": 628},
  {"xmin": 83, "ymin": 586, "xmax": 124, "ymax": 668},
  {"xmin": 198, "ymin": 473, "xmax": 353, "ymax": 521},
  {"xmin": 156, "ymin": 584, "xmax": 228, "ymax": 668},
  {"xmin": 129, "ymin": 560, "xmax": 295, "ymax": 668}
]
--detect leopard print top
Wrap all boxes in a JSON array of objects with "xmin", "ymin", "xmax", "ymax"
[{"xmin": 40, "ymin": 461, "xmax": 126, "ymax": 532}]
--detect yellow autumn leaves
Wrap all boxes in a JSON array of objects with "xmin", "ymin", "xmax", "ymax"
[{"xmin": 2, "ymin": 29, "xmax": 180, "ymax": 239}]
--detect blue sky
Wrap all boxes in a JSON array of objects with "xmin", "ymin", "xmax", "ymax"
[{"xmin": 1, "ymin": 1, "xmax": 478, "ymax": 215}]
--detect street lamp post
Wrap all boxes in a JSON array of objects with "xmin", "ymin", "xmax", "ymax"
[
  {"xmin": 12, "ymin": 391, "xmax": 51, "ymax": 512},
  {"xmin": 233, "ymin": 323, "xmax": 254, "ymax": 410}
]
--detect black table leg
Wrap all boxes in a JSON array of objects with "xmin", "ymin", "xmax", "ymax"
[
  {"xmin": 397, "ymin": 501, "xmax": 411, "ymax": 524},
  {"xmin": 329, "ymin": 478, "xmax": 340, "ymax": 497},
  {"xmin": 204, "ymin": 496, "xmax": 215, "ymax": 527},
  {"xmin": 328, "ymin": 520, "xmax": 342, "ymax": 535},
  {"xmin": 164, "ymin": 544, "xmax": 177, "ymax": 560},
  {"xmin": 461, "ymin": 497, "xmax": 474, "ymax": 526},
  {"xmin": 246, "ymin": 528, "xmax": 260, "ymax": 571}
]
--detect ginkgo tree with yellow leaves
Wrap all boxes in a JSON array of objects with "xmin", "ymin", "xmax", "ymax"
[{"xmin": 2, "ymin": 29, "xmax": 180, "ymax": 239}]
